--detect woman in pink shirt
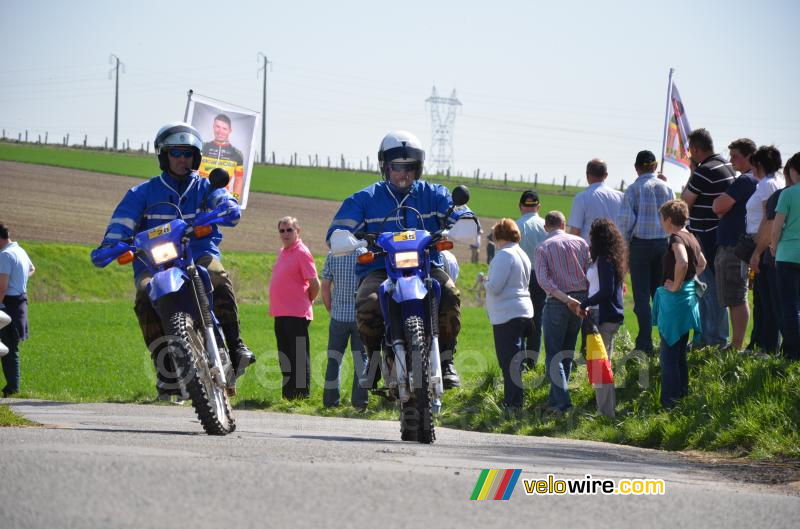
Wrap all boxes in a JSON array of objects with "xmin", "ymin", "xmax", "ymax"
[{"xmin": 269, "ymin": 216, "xmax": 320, "ymax": 399}]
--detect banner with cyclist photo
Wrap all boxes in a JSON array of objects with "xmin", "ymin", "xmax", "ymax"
[{"xmin": 185, "ymin": 93, "xmax": 259, "ymax": 209}]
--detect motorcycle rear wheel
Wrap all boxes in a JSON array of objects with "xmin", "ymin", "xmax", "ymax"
[
  {"xmin": 399, "ymin": 315, "xmax": 435, "ymax": 444},
  {"xmin": 166, "ymin": 312, "xmax": 235, "ymax": 435}
]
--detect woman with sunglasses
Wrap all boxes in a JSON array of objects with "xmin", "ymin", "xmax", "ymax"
[{"xmin": 269, "ymin": 216, "xmax": 321, "ymax": 399}]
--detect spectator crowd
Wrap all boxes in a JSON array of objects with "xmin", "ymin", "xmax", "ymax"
[{"xmin": 2, "ymin": 128, "xmax": 799, "ymax": 423}]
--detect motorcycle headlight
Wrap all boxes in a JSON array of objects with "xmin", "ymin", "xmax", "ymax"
[
  {"xmin": 395, "ymin": 251, "xmax": 419, "ymax": 269},
  {"xmin": 151, "ymin": 242, "xmax": 178, "ymax": 265}
]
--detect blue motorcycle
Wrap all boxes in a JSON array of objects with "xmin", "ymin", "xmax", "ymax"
[
  {"xmin": 91, "ymin": 170, "xmax": 237, "ymax": 435},
  {"xmin": 330, "ymin": 185, "xmax": 478, "ymax": 444}
]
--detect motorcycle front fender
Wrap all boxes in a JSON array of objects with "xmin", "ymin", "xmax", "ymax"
[
  {"xmin": 391, "ymin": 275, "xmax": 428, "ymax": 303},
  {"xmin": 147, "ymin": 267, "xmax": 189, "ymax": 304}
]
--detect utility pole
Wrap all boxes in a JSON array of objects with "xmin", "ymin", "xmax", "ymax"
[
  {"xmin": 257, "ymin": 52, "xmax": 272, "ymax": 164},
  {"xmin": 109, "ymin": 54, "xmax": 125, "ymax": 151}
]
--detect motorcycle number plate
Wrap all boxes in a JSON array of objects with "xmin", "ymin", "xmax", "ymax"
[
  {"xmin": 148, "ymin": 224, "xmax": 172, "ymax": 239},
  {"xmin": 393, "ymin": 231, "xmax": 416, "ymax": 242}
]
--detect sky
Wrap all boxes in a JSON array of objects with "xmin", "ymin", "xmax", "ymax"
[{"xmin": 2, "ymin": 0, "xmax": 799, "ymax": 191}]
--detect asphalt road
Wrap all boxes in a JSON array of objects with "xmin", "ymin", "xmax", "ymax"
[{"xmin": 1, "ymin": 400, "xmax": 797, "ymax": 529}]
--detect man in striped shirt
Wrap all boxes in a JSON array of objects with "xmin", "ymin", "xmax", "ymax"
[
  {"xmin": 535, "ymin": 211, "xmax": 590, "ymax": 413},
  {"xmin": 683, "ymin": 128, "xmax": 735, "ymax": 347}
]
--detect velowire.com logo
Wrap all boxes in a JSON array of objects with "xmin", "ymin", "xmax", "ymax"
[{"xmin": 470, "ymin": 469, "xmax": 522, "ymax": 500}]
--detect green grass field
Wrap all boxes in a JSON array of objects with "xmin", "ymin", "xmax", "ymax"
[
  {"xmin": 0, "ymin": 142, "xmax": 577, "ymax": 219},
  {"xmin": 6, "ymin": 241, "xmax": 798, "ymax": 459}
]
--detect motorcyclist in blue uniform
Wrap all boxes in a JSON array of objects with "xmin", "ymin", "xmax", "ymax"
[
  {"xmin": 326, "ymin": 130, "xmax": 463, "ymax": 389},
  {"xmin": 96, "ymin": 122, "xmax": 255, "ymax": 401}
]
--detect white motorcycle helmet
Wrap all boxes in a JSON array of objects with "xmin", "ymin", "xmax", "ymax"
[
  {"xmin": 154, "ymin": 122, "xmax": 204, "ymax": 172},
  {"xmin": 378, "ymin": 130, "xmax": 425, "ymax": 182}
]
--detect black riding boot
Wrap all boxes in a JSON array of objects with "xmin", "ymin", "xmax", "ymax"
[
  {"xmin": 358, "ymin": 339, "xmax": 383, "ymax": 390},
  {"xmin": 221, "ymin": 322, "xmax": 256, "ymax": 375}
]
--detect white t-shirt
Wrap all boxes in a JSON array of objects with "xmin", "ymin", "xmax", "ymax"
[
  {"xmin": 746, "ymin": 173, "xmax": 784, "ymax": 234},
  {"xmin": 586, "ymin": 261, "xmax": 600, "ymax": 312}
]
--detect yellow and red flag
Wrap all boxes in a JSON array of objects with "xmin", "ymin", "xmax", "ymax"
[{"xmin": 584, "ymin": 320, "xmax": 616, "ymax": 418}]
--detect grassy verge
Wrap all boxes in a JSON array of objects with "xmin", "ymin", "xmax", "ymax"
[
  {"xmin": 7, "ymin": 240, "xmax": 794, "ymax": 459},
  {"xmin": 0, "ymin": 141, "xmax": 577, "ymax": 219},
  {"xmin": 0, "ymin": 405, "xmax": 37, "ymax": 427}
]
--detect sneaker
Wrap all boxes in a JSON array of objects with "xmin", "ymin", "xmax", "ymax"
[{"xmin": 441, "ymin": 360, "xmax": 460, "ymax": 389}]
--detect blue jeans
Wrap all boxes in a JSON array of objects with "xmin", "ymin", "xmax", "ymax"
[
  {"xmin": 697, "ymin": 267, "xmax": 730, "ymax": 347},
  {"xmin": 542, "ymin": 292, "xmax": 586, "ymax": 411},
  {"xmin": 492, "ymin": 317, "xmax": 531, "ymax": 408},
  {"xmin": 629, "ymin": 238, "xmax": 667, "ymax": 353},
  {"xmin": 660, "ymin": 332, "xmax": 689, "ymax": 409},
  {"xmin": 522, "ymin": 272, "xmax": 547, "ymax": 361},
  {"xmin": 323, "ymin": 318, "xmax": 368, "ymax": 408},
  {"xmin": 776, "ymin": 261, "xmax": 800, "ymax": 360}
]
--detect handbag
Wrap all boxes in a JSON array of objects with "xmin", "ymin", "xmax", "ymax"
[{"xmin": 733, "ymin": 234, "xmax": 756, "ymax": 263}]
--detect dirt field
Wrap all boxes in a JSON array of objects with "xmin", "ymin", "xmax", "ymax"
[{"xmin": 0, "ymin": 161, "xmax": 490, "ymax": 263}]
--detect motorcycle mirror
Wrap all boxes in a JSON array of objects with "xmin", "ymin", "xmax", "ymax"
[
  {"xmin": 451, "ymin": 185, "xmax": 470, "ymax": 206},
  {"xmin": 208, "ymin": 168, "xmax": 230, "ymax": 190}
]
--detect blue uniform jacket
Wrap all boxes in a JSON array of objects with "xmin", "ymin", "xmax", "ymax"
[
  {"xmin": 326, "ymin": 180, "xmax": 463, "ymax": 278},
  {"xmin": 101, "ymin": 171, "xmax": 240, "ymax": 278}
]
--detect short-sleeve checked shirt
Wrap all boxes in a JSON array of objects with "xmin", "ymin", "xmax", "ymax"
[
  {"xmin": 321, "ymin": 250, "xmax": 359, "ymax": 322},
  {"xmin": 568, "ymin": 182, "xmax": 624, "ymax": 241}
]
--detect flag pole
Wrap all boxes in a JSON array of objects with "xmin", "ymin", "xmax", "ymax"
[
  {"xmin": 183, "ymin": 89, "xmax": 194, "ymax": 122},
  {"xmin": 659, "ymin": 68, "xmax": 675, "ymax": 174}
]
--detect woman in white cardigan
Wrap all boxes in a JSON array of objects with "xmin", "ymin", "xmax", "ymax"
[{"xmin": 483, "ymin": 218, "xmax": 534, "ymax": 409}]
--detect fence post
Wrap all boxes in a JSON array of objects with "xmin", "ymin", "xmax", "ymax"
[
  {"xmin": 620, "ymin": 180, "xmax": 625, "ymax": 192},
  {"xmin": 562, "ymin": 174, "xmax": 567, "ymax": 191},
  {"xmin": 66, "ymin": 133, "xmax": 70, "ymax": 146},
  {"xmin": 25, "ymin": 130, "xmax": 28, "ymax": 142},
  {"xmin": 504, "ymin": 172, "xmax": 507, "ymax": 186},
  {"xmin": 84, "ymin": 134, "xmax": 88, "ymax": 147}
]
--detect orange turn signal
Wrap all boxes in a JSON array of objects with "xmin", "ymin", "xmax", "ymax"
[
  {"xmin": 357, "ymin": 251, "xmax": 375, "ymax": 264},
  {"xmin": 435, "ymin": 239, "xmax": 454, "ymax": 251},
  {"xmin": 194, "ymin": 225, "xmax": 213, "ymax": 238},
  {"xmin": 117, "ymin": 251, "xmax": 134, "ymax": 265}
]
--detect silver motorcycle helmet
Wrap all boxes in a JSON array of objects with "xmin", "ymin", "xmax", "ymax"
[
  {"xmin": 378, "ymin": 130, "xmax": 425, "ymax": 181},
  {"xmin": 154, "ymin": 122, "xmax": 204, "ymax": 172}
]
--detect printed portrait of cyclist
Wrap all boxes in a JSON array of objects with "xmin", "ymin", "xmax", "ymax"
[{"xmin": 200, "ymin": 113, "xmax": 245, "ymax": 200}]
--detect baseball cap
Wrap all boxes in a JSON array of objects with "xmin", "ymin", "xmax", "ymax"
[
  {"xmin": 519, "ymin": 190, "xmax": 540, "ymax": 207},
  {"xmin": 635, "ymin": 150, "xmax": 657, "ymax": 166}
]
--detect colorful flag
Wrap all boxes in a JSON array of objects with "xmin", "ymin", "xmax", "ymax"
[
  {"xmin": 470, "ymin": 469, "xmax": 522, "ymax": 500},
  {"xmin": 583, "ymin": 320, "xmax": 616, "ymax": 418},
  {"xmin": 663, "ymin": 81, "xmax": 692, "ymax": 170}
]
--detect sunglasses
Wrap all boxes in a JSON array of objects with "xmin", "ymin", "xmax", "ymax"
[
  {"xmin": 168, "ymin": 148, "xmax": 194, "ymax": 158},
  {"xmin": 279, "ymin": 227, "xmax": 295, "ymax": 233},
  {"xmin": 389, "ymin": 162, "xmax": 418, "ymax": 172}
]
